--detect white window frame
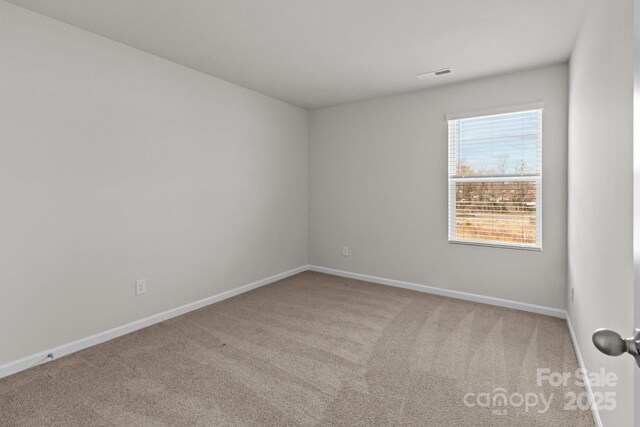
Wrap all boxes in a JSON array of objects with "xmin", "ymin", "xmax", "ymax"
[{"xmin": 446, "ymin": 102, "xmax": 543, "ymax": 251}]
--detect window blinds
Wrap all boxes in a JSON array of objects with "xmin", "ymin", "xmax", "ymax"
[{"xmin": 448, "ymin": 108, "xmax": 542, "ymax": 249}]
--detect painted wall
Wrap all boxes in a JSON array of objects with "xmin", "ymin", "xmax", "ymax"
[
  {"xmin": 0, "ymin": 2, "xmax": 308, "ymax": 366},
  {"xmin": 309, "ymin": 65, "xmax": 568, "ymax": 310},
  {"xmin": 568, "ymin": 0, "xmax": 635, "ymax": 425}
]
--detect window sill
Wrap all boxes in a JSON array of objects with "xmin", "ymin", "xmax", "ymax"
[{"xmin": 448, "ymin": 239, "xmax": 542, "ymax": 252}]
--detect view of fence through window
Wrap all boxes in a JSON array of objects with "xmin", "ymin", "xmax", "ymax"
[
  {"xmin": 448, "ymin": 107, "xmax": 542, "ymax": 248},
  {"xmin": 455, "ymin": 181, "xmax": 537, "ymax": 244}
]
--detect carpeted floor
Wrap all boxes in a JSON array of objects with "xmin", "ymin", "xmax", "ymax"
[{"xmin": 0, "ymin": 271, "xmax": 594, "ymax": 426}]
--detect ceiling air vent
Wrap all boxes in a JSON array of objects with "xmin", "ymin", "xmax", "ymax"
[{"xmin": 416, "ymin": 67, "xmax": 452, "ymax": 80}]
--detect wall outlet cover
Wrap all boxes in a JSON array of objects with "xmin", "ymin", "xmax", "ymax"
[{"xmin": 135, "ymin": 279, "xmax": 147, "ymax": 295}]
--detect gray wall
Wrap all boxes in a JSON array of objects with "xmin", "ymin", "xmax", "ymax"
[
  {"xmin": 309, "ymin": 65, "xmax": 568, "ymax": 309},
  {"xmin": 0, "ymin": 2, "xmax": 308, "ymax": 366},
  {"xmin": 568, "ymin": 0, "xmax": 635, "ymax": 425}
]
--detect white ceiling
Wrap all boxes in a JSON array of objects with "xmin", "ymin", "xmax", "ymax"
[{"xmin": 6, "ymin": 0, "xmax": 586, "ymax": 109}]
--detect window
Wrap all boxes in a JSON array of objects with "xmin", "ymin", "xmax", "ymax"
[{"xmin": 447, "ymin": 105, "xmax": 542, "ymax": 250}]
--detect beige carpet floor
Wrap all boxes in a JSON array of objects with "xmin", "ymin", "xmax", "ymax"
[{"xmin": 1, "ymin": 271, "xmax": 594, "ymax": 426}]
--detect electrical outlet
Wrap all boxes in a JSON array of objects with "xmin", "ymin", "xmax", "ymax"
[
  {"xmin": 570, "ymin": 288, "xmax": 574, "ymax": 302},
  {"xmin": 342, "ymin": 246, "xmax": 349, "ymax": 257},
  {"xmin": 135, "ymin": 279, "xmax": 147, "ymax": 295}
]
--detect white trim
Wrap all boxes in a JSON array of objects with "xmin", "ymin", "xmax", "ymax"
[
  {"xmin": 308, "ymin": 265, "xmax": 565, "ymax": 318},
  {"xmin": 448, "ymin": 239, "xmax": 542, "ymax": 252},
  {"xmin": 566, "ymin": 314, "xmax": 603, "ymax": 427},
  {"xmin": 0, "ymin": 265, "xmax": 309, "ymax": 380},
  {"xmin": 446, "ymin": 101, "xmax": 544, "ymax": 121},
  {"xmin": 448, "ymin": 175, "xmax": 540, "ymax": 183}
]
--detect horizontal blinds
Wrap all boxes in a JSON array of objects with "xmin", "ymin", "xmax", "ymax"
[{"xmin": 448, "ymin": 109, "xmax": 542, "ymax": 248}]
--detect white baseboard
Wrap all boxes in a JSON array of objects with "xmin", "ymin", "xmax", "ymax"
[
  {"xmin": 566, "ymin": 315, "xmax": 603, "ymax": 427},
  {"xmin": 0, "ymin": 265, "xmax": 308, "ymax": 380},
  {"xmin": 308, "ymin": 265, "xmax": 566, "ymax": 319},
  {"xmin": 0, "ymin": 264, "xmax": 573, "ymax": 383},
  {"xmin": 3, "ymin": 263, "xmax": 599, "ymax": 426}
]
